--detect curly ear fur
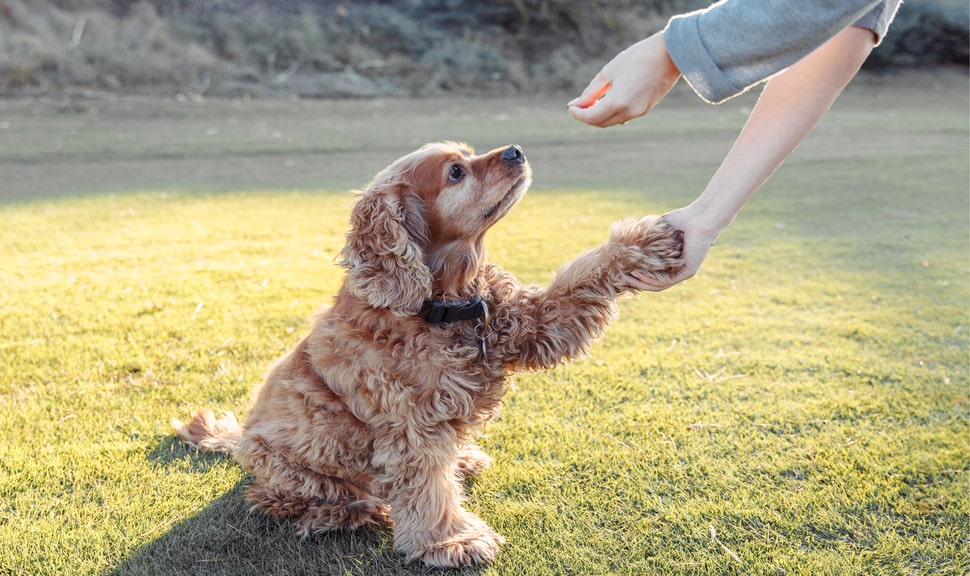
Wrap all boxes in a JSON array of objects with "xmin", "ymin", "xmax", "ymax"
[{"xmin": 338, "ymin": 185, "xmax": 432, "ymax": 316}]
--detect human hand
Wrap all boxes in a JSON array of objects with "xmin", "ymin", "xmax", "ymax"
[
  {"xmin": 567, "ymin": 32, "xmax": 681, "ymax": 128},
  {"xmin": 623, "ymin": 206, "xmax": 719, "ymax": 291}
]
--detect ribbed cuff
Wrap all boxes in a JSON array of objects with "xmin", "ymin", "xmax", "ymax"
[{"xmin": 664, "ymin": 13, "xmax": 743, "ymax": 104}]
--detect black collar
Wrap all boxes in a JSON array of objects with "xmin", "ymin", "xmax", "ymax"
[{"xmin": 418, "ymin": 295, "xmax": 488, "ymax": 325}]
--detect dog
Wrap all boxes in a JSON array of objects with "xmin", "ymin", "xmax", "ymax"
[{"xmin": 173, "ymin": 142, "xmax": 683, "ymax": 568}]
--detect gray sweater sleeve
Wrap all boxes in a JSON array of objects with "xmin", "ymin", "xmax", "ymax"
[{"xmin": 664, "ymin": 0, "xmax": 902, "ymax": 104}]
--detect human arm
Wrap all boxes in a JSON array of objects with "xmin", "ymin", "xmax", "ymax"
[
  {"xmin": 567, "ymin": 0, "xmax": 898, "ymax": 127},
  {"xmin": 665, "ymin": 0, "xmax": 891, "ymax": 104},
  {"xmin": 628, "ymin": 25, "xmax": 877, "ymax": 291}
]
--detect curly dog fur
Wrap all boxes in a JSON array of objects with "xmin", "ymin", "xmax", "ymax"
[{"xmin": 173, "ymin": 142, "xmax": 683, "ymax": 567}]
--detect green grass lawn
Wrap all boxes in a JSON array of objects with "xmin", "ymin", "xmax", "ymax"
[{"xmin": 1, "ymin": 94, "xmax": 968, "ymax": 574}]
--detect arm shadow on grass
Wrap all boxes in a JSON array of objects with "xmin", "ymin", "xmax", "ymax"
[{"xmin": 110, "ymin": 437, "xmax": 486, "ymax": 576}]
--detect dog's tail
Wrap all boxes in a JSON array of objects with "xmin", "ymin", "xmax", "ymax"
[{"xmin": 172, "ymin": 409, "xmax": 242, "ymax": 453}]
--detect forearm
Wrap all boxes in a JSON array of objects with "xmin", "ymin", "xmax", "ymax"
[{"xmin": 687, "ymin": 26, "xmax": 877, "ymax": 235}]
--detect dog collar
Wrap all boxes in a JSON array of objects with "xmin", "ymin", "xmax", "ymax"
[{"xmin": 418, "ymin": 295, "xmax": 489, "ymax": 325}]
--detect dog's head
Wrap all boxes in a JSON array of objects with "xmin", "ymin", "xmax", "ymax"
[{"xmin": 339, "ymin": 142, "xmax": 532, "ymax": 316}]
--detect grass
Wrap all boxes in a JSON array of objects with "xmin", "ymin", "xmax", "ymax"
[{"xmin": 1, "ymin": 95, "xmax": 968, "ymax": 574}]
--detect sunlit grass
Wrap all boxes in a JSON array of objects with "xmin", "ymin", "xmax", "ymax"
[{"xmin": 1, "ymin": 144, "xmax": 966, "ymax": 575}]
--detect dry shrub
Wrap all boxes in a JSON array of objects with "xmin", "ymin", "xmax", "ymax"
[
  {"xmin": 865, "ymin": 0, "xmax": 969, "ymax": 67},
  {"xmin": 0, "ymin": 0, "xmax": 966, "ymax": 96},
  {"xmin": 0, "ymin": 0, "xmax": 218, "ymax": 93}
]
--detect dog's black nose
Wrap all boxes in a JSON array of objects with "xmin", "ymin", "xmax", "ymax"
[{"xmin": 502, "ymin": 144, "xmax": 525, "ymax": 164}]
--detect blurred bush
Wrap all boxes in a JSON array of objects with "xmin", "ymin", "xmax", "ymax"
[
  {"xmin": 864, "ymin": 0, "xmax": 969, "ymax": 67},
  {"xmin": 0, "ymin": 0, "xmax": 966, "ymax": 96}
]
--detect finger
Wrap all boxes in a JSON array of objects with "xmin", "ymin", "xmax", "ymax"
[
  {"xmin": 623, "ymin": 273, "xmax": 671, "ymax": 292},
  {"xmin": 632, "ymin": 265, "xmax": 694, "ymax": 289},
  {"xmin": 569, "ymin": 89, "xmax": 641, "ymax": 128},
  {"xmin": 568, "ymin": 76, "xmax": 611, "ymax": 109},
  {"xmin": 592, "ymin": 110, "xmax": 632, "ymax": 128},
  {"xmin": 568, "ymin": 102, "xmax": 629, "ymax": 128},
  {"xmin": 568, "ymin": 104, "xmax": 605, "ymax": 126}
]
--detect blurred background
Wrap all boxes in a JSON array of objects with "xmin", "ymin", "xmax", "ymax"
[{"xmin": 1, "ymin": 0, "xmax": 967, "ymax": 99}]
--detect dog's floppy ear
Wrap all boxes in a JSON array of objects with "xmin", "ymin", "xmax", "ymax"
[{"xmin": 338, "ymin": 184, "xmax": 432, "ymax": 317}]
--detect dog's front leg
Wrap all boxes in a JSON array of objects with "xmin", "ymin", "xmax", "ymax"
[
  {"xmin": 373, "ymin": 425, "xmax": 504, "ymax": 568},
  {"xmin": 504, "ymin": 216, "xmax": 683, "ymax": 370},
  {"xmin": 548, "ymin": 216, "xmax": 683, "ymax": 300}
]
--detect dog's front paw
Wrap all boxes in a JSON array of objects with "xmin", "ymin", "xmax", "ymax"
[
  {"xmin": 632, "ymin": 215, "xmax": 686, "ymax": 272},
  {"xmin": 401, "ymin": 512, "xmax": 504, "ymax": 568},
  {"xmin": 415, "ymin": 525, "xmax": 505, "ymax": 568},
  {"xmin": 611, "ymin": 215, "xmax": 685, "ymax": 281}
]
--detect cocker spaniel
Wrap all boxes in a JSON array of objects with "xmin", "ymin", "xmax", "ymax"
[{"xmin": 173, "ymin": 142, "xmax": 683, "ymax": 568}]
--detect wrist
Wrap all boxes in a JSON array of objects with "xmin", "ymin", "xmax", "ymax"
[
  {"xmin": 656, "ymin": 33, "xmax": 682, "ymax": 80},
  {"xmin": 679, "ymin": 199, "xmax": 730, "ymax": 242}
]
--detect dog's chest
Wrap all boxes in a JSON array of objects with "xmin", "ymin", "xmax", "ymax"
[{"xmin": 321, "ymin": 317, "xmax": 504, "ymax": 389}]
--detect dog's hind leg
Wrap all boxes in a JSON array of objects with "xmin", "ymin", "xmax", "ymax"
[
  {"xmin": 246, "ymin": 473, "xmax": 390, "ymax": 534},
  {"xmin": 293, "ymin": 494, "xmax": 390, "ymax": 535}
]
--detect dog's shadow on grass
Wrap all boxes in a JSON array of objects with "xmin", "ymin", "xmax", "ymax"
[{"xmin": 111, "ymin": 437, "xmax": 484, "ymax": 576}]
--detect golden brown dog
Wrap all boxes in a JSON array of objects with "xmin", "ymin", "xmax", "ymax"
[{"xmin": 173, "ymin": 142, "xmax": 683, "ymax": 567}]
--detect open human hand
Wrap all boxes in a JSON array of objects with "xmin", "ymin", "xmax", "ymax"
[{"xmin": 623, "ymin": 207, "xmax": 719, "ymax": 292}]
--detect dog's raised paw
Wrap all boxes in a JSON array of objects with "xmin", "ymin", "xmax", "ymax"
[
  {"xmin": 637, "ymin": 217, "xmax": 685, "ymax": 262},
  {"xmin": 611, "ymin": 216, "xmax": 686, "ymax": 276}
]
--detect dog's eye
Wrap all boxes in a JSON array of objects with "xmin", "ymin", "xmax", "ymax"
[{"xmin": 447, "ymin": 165, "xmax": 464, "ymax": 183}]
